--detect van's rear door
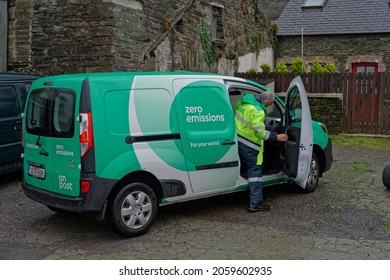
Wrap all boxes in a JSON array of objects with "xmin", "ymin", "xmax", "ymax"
[
  {"xmin": 282, "ymin": 76, "xmax": 313, "ymax": 188},
  {"xmin": 24, "ymin": 85, "xmax": 81, "ymax": 197}
]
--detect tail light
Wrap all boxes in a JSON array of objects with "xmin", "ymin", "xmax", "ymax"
[
  {"xmin": 81, "ymin": 180, "xmax": 91, "ymax": 193},
  {"xmin": 79, "ymin": 112, "xmax": 94, "ymax": 158}
]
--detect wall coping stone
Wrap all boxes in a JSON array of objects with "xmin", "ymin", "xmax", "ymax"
[{"xmin": 276, "ymin": 92, "xmax": 343, "ymax": 99}]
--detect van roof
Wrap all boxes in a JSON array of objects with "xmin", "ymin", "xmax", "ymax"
[
  {"xmin": 31, "ymin": 71, "xmax": 270, "ymax": 93},
  {"xmin": 35, "ymin": 71, "xmax": 246, "ymax": 81},
  {"xmin": 0, "ymin": 72, "xmax": 41, "ymax": 82}
]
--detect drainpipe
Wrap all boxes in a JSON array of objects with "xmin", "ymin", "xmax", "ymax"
[{"xmin": 0, "ymin": 0, "xmax": 7, "ymax": 71}]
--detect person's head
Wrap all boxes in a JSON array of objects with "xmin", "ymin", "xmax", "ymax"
[{"xmin": 257, "ymin": 91, "xmax": 275, "ymax": 107}]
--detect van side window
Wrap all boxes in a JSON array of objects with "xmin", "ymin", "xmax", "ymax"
[
  {"xmin": 0, "ymin": 86, "xmax": 19, "ymax": 118},
  {"xmin": 229, "ymin": 88, "xmax": 282, "ymax": 118}
]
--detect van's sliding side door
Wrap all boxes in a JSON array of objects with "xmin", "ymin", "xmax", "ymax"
[{"xmin": 173, "ymin": 78, "xmax": 239, "ymax": 193}]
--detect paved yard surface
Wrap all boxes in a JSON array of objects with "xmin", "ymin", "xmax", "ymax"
[{"xmin": 1, "ymin": 143, "xmax": 390, "ymax": 260}]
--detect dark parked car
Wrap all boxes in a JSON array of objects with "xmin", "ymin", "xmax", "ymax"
[{"xmin": 0, "ymin": 72, "xmax": 40, "ymax": 175}]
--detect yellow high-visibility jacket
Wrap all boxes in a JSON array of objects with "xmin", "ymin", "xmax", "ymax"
[{"xmin": 234, "ymin": 93, "xmax": 274, "ymax": 165}]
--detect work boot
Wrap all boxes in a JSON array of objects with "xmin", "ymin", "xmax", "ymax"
[{"xmin": 248, "ymin": 202, "xmax": 271, "ymax": 212}]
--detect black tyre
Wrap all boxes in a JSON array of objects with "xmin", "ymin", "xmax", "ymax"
[
  {"xmin": 109, "ymin": 182, "xmax": 158, "ymax": 237},
  {"xmin": 383, "ymin": 165, "xmax": 390, "ymax": 189},
  {"xmin": 302, "ymin": 153, "xmax": 320, "ymax": 193}
]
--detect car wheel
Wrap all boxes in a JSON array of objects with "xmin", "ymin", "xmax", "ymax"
[
  {"xmin": 383, "ymin": 165, "xmax": 390, "ymax": 189},
  {"xmin": 302, "ymin": 153, "xmax": 320, "ymax": 193},
  {"xmin": 109, "ymin": 182, "xmax": 158, "ymax": 237}
]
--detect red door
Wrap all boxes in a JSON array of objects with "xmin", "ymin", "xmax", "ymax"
[{"xmin": 351, "ymin": 63, "xmax": 378, "ymax": 133}]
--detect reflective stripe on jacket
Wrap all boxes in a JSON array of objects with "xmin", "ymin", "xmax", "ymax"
[{"xmin": 234, "ymin": 93, "xmax": 271, "ymax": 165}]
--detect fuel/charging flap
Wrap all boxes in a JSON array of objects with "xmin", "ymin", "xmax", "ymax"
[{"xmin": 282, "ymin": 76, "xmax": 313, "ymax": 189}]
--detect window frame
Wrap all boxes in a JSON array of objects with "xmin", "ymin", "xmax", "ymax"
[{"xmin": 352, "ymin": 62, "xmax": 378, "ymax": 74}]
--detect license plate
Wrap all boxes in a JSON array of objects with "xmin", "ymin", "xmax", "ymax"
[{"xmin": 28, "ymin": 164, "xmax": 46, "ymax": 179}]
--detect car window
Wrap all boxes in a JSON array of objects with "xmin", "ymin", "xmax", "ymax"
[
  {"xmin": 286, "ymin": 87, "xmax": 302, "ymax": 122},
  {"xmin": 26, "ymin": 88, "xmax": 75, "ymax": 138},
  {"xmin": 265, "ymin": 102, "xmax": 281, "ymax": 118},
  {"xmin": 229, "ymin": 87, "xmax": 282, "ymax": 119},
  {"xmin": 0, "ymin": 86, "xmax": 19, "ymax": 118}
]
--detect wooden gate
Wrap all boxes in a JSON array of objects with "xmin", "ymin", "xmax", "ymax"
[
  {"xmin": 234, "ymin": 72, "xmax": 390, "ymax": 135},
  {"xmin": 344, "ymin": 73, "xmax": 390, "ymax": 135}
]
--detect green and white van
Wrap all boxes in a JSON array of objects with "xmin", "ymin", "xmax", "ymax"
[{"xmin": 22, "ymin": 72, "xmax": 332, "ymax": 237}]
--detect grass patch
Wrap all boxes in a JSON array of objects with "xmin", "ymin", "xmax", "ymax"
[
  {"xmin": 352, "ymin": 162, "xmax": 368, "ymax": 173},
  {"xmin": 330, "ymin": 134, "xmax": 390, "ymax": 151}
]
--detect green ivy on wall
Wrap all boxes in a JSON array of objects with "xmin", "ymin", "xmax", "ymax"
[
  {"xmin": 269, "ymin": 23, "xmax": 279, "ymax": 50},
  {"xmin": 198, "ymin": 23, "xmax": 216, "ymax": 66},
  {"xmin": 245, "ymin": 23, "xmax": 262, "ymax": 56}
]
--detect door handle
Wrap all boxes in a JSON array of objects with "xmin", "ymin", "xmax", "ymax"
[
  {"xmin": 39, "ymin": 150, "xmax": 49, "ymax": 156},
  {"xmin": 222, "ymin": 140, "xmax": 236, "ymax": 145}
]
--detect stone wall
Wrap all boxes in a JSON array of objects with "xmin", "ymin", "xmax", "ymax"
[
  {"xmin": 30, "ymin": 0, "xmax": 117, "ymax": 74},
  {"xmin": 0, "ymin": 0, "xmax": 8, "ymax": 70},
  {"xmin": 277, "ymin": 93, "xmax": 343, "ymax": 135},
  {"xmin": 308, "ymin": 94, "xmax": 343, "ymax": 135},
  {"xmin": 276, "ymin": 33, "xmax": 390, "ymax": 72},
  {"xmin": 124, "ymin": 0, "xmax": 271, "ymax": 73},
  {"xmin": 7, "ymin": 0, "xmax": 271, "ymax": 75},
  {"xmin": 7, "ymin": 0, "xmax": 33, "ymax": 71}
]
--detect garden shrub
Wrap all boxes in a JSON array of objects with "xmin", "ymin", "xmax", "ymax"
[{"xmin": 275, "ymin": 60, "xmax": 288, "ymax": 73}]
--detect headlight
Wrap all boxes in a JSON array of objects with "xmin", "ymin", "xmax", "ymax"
[{"xmin": 319, "ymin": 122, "xmax": 328, "ymax": 134}]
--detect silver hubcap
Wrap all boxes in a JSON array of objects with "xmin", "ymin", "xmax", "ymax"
[
  {"xmin": 307, "ymin": 157, "xmax": 319, "ymax": 187},
  {"xmin": 120, "ymin": 191, "xmax": 152, "ymax": 229}
]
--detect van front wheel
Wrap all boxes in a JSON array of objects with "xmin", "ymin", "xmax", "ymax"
[
  {"xmin": 303, "ymin": 153, "xmax": 320, "ymax": 193},
  {"xmin": 109, "ymin": 182, "xmax": 158, "ymax": 237}
]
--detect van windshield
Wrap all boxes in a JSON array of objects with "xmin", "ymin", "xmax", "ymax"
[{"xmin": 26, "ymin": 88, "xmax": 75, "ymax": 138}]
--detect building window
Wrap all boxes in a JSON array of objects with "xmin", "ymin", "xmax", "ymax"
[
  {"xmin": 302, "ymin": 0, "xmax": 327, "ymax": 8},
  {"xmin": 210, "ymin": 3, "xmax": 224, "ymax": 41},
  {"xmin": 352, "ymin": 62, "xmax": 378, "ymax": 74}
]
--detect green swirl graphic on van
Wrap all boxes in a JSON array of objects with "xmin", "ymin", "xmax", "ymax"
[
  {"xmin": 169, "ymin": 80, "xmax": 234, "ymax": 171},
  {"xmin": 134, "ymin": 79, "xmax": 234, "ymax": 172}
]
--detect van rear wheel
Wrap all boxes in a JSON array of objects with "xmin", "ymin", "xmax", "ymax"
[{"xmin": 109, "ymin": 182, "xmax": 158, "ymax": 237}]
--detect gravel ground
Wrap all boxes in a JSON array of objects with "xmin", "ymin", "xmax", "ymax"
[{"xmin": 1, "ymin": 143, "xmax": 390, "ymax": 260}]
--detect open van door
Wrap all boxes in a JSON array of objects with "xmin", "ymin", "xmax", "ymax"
[{"xmin": 282, "ymin": 76, "xmax": 313, "ymax": 189}]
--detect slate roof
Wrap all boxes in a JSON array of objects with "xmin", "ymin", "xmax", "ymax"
[
  {"xmin": 277, "ymin": 0, "xmax": 390, "ymax": 36},
  {"xmin": 258, "ymin": 0, "xmax": 290, "ymax": 22}
]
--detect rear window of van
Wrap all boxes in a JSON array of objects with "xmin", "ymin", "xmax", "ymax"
[{"xmin": 26, "ymin": 89, "xmax": 75, "ymax": 138}]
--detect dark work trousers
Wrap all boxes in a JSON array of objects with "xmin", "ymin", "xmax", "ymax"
[{"xmin": 238, "ymin": 141, "xmax": 263, "ymax": 205}]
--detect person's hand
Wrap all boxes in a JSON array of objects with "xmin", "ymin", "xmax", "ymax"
[{"xmin": 276, "ymin": 133, "xmax": 288, "ymax": 142}]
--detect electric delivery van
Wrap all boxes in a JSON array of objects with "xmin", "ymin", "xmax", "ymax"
[{"xmin": 22, "ymin": 72, "xmax": 332, "ymax": 237}]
